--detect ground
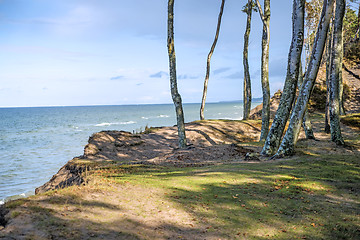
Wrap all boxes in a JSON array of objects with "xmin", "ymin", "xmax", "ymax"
[{"xmin": 0, "ymin": 112, "xmax": 359, "ymax": 240}]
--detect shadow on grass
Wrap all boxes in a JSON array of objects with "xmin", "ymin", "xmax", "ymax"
[
  {"xmin": 1, "ymin": 155, "xmax": 359, "ymax": 239},
  {"xmin": 118, "ymin": 155, "xmax": 360, "ymax": 239}
]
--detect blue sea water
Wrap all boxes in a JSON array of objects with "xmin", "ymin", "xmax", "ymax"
[{"xmin": 0, "ymin": 102, "xmax": 261, "ymax": 204}]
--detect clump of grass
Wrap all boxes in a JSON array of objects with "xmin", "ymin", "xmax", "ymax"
[
  {"xmin": 10, "ymin": 211, "xmax": 21, "ymax": 218},
  {"xmin": 4, "ymin": 199, "xmax": 27, "ymax": 209},
  {"xmin": 341, "ymin": 113, "xmax": 360, "ymax": 129}
]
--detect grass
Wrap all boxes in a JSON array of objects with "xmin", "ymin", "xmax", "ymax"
[
  {"xmin": 341, "ymin": 113, "xmax": 360, "ymax": 129},
  {"xmin": 2, "ymin": 154, "xmax": 359, "ymax": 239},
  {"xmin": 84, "ymin": 154, "xmax": 359, "ymax": 239}
]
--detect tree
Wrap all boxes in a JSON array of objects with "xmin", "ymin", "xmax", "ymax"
[
  {"xmin": 200, "ymin": 0, "xmax": 226, "ymax": 120},
  {"xmin": 256, "ymin": 0, "xmax": 271, "ymax": 141},
  {"xmin": 261, "ymin": 0, "xmax": 305, "ymax": 156},
  {"xmin": 298, "ymin": 61, "xmax": 316, "ymax": 139},
  {"xmin": 329, "ymin": 0, "xmax": 346, "ymax": 145},
  {"xmin": 304, "ymin": 0, "xmax": 322, "ymax": 68},
  {"xmin": 274, "ymin": 0, "xmax": 335, "ymax": 158},
  {"xmin": 167, "ymin": 0, "xmax": 187, "ymax": 148},
  {"xmin": 325, "ymin": 17, "xmax": 333, "ymax": 133},
  {"xmin": 242, "ymin": 0, "xmax": 254, "ymax": 120},
  {"xmin": 343, "ymin": 1, "xmax": 360, "ymax": 62}
]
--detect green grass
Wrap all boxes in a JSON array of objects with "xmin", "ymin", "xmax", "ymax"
[
  {"xmin": 95, "ymin": 155, "xmax": 360, "ymax": 239},
  {"xmin": 341, "ymin": 113, "xmax": 360, "ymax": 129},
  {"xmin": 3, "ymin": 154, "xmax": 359, "ymax": 239}
]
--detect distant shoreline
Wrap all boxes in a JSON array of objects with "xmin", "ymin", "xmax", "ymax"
[{"xmin": 0, "ymin": 99, "xmax": 263, "ymax": 109}]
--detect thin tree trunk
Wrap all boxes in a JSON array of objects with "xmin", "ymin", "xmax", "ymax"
[
  {"xmin": 325, "ymin": 19, "xmax": 332, "ymax": 134},
  {"xmin": 261, "ymin": 0, "xmax": 305, "ymax": 156},
  {"xmin": 329, "ymin": 0, "xmax": 345, "ymax": 145},
  {"xmin": 298, "ymin": 61, "xmax": 315, "ymax": 140},
  {"xmin": 274, "ymin": 0, "xmax": 335, "ymax": 158},
  {"xmin": 167, "ymin": 0, "xmax": 187, "ymax": 149},
  {"xmin": 200, "ymin": 0, "xmax": 225, "ymax": 120},
  {"xmin": 338, "ymin": 15, "xmax": 345, "ymax": 116},
  {"xmin": 358, "ymin": 3, "xmax": 360, "ymax": 39},
  {"xmin": 256, "ymin": 0, "xmax": 271, "ymax": 141},
  {"xmin": 243, "ymin": 0, "xmax": 252, "ymax": 120}
]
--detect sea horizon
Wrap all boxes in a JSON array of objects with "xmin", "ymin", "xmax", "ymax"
[{"xmin": 0, "ymin": 98, "xmax": 263, "ymax": 109}]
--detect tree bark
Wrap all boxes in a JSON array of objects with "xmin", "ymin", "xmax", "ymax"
[
  {"xmin": 200, "ymin": 0, "xmax": 225, "ymax": 120},
  {"xmin": 261, "ymin": 0, "xmax": 305, "ymax": 156},
  {"xmin": 329, "ymin": 0, "xmax": 345, "ymax": 145},
  {"xmin": 325, "ymin": 19, "xmax": 332, "ymax": 134},
  {"xmin": 167, "ymin": 0, "xmax": 187, "ymax": 149},
  {"xmin": 256, "ymin": 0, "xmax": 271, "ymax": 141},
  {"xmin": 274, "ymin": 0, "xmax": 335, "ymax": 158},
  {"xmin": 298, "ymin": 61, "xmax": 315, "ymax": 139},
  {"xmin": 243, "ymin": 0, "xmax": 253, "ymax": 120}
]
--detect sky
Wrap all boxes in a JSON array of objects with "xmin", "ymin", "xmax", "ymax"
[{"xmin": 0, "ymin": 0, "xmax": 293, "ymax": 107}]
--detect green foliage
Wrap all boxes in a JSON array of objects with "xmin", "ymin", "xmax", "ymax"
[
  {"xmin": 344, "ymin": 41, "xmax": 360, "ymax": 63},
  {"xmin": 344, "ymin": 7, "xmax": 358, "ymax": 42}
]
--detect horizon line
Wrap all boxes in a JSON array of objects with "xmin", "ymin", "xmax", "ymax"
[{"xmin": 0, "ymin": 98, "xmax": 263, "ymax": 109}]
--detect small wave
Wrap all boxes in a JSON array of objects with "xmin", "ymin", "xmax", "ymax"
[
  {"xmin": 95, "ymin": 122, "xmax": 111, "ymax": 127},
  {"xmin": 141, "ymin": 117, "xmax": 149, "ymax": 120},
  {"xmin": 0, "ymin": 200, "xmax": 4, "ymax": 205},
  {"xmin": 121, "ymin": 121, "xmax": 136, "ymax": 125},
  {"xmin": 95, "ymin": 121, "xmax": 136, "ymax": 127},
  {"xmin": 157, "ymin": 115, "xmax": 169, "ymax": 118}
]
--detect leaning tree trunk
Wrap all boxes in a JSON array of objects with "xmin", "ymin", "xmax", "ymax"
[
  {"xmin": 256, "ymin": 0, "xmax": 271, "ymax": 141},
  {"xmin": 200, "ymin": 0, "xmax": 225, "ymax": 120},
  {"xmin": 329, "ymin": 0, "xmax": 345, "ymax": 145},
  {"xmin": 261, "ymin": 0, "xmax": 305, "ymax": 156},
  {"xmin": 167, "ymin": 0, "xmax": 187, "ymax": 148},
  {"xmin": 243, "ymin": 0, "xmax": 252, "ymax": 120},
  {"xmin": 274, "ymin": 0, "xmax": 335, "ymax": 158},
  {"xmin": 298, "ymin": 61, "xmax": 315, "ymax": 140}
]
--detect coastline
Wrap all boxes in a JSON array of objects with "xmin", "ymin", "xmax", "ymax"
[
  {"xmin": 0, "ymin": 114, "xmax": 359, "ymax": 239},
  {"xmin": 0, "ymin": 101, "xmax": 262, "ymax": 203}
]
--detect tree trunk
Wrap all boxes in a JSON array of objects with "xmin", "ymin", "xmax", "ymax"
[
  {"xmin": 298, "ymin": 61, "xmax": 315, "ymax": 140},
  {"xmin": 274, "ymin": 0, "xmax": 335, "ymax": 158},
  {"xmin": 243, "ymin": 0, "xmax": 252, "ymax": 120},
  {"xmin": 200, "ymin": 0, "xmax": 225, "ymax": 120},
  {"xmin": 256, "ymin": 0, "xmax": 271, "ymax": 141},
  {"xmin": 167, "ymin": 0, "xmax": 187, "ymax": 149},
  {"xmin": 354, "ymin": 3, "xmax": 360, "ymax": 39},
  {"xmin": 329, "ymin": 0, "xmax": 345, "ymax": 145},
  {"xmin": 261, "ymin": 0, "xmax": 305, "ymax": 156},
  {"xmin": 325, "ymin": 20, "xmax": 332, "ymax": 134}
]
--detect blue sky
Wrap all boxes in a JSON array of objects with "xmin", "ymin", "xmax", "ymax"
[{"xmin": 0, "ymin": 0, "xmax": 292, "ymax": 107}]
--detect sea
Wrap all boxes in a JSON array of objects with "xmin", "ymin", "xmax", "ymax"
[{"xmin": 0, "ymin": 101, "xmax": 261, "ymax": 204}]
